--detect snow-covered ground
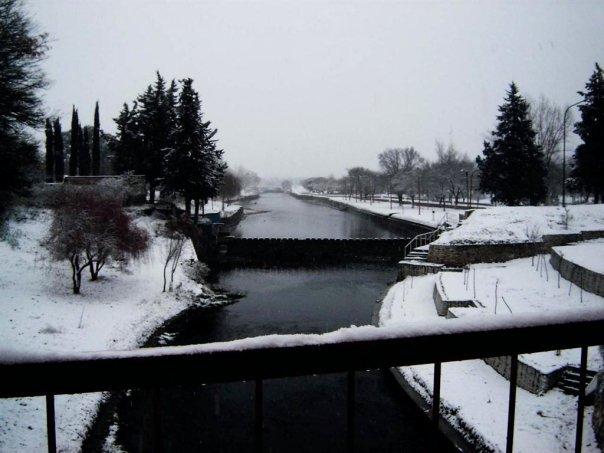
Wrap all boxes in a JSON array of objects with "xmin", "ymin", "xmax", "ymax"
[
  {"xmin": 435, "ymin": 205, "xmax": 604, "ymax": 245},
  {"xmin": 553, "ymin": 239, "xmax": 604, "ymax": 275},
  {"xmin": 292, "ymin": 190, "xmax": 462, "ymax": 229},
  {"xmin": 379, "ymin": 255, "xmax": 604, "ymax": 452},
  {"xmin": 0, "ymin": 209, "xmax": 212, "ymax": 452}
]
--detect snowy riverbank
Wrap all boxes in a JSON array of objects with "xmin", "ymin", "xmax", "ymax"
[
  {"xmin": 378, "ymin": 255, "xmax": 603, "ymax": 452},
  {"xmin": 0, "ymin": 209, "xmax": 214, "ymax": 452},
  {"xmin": 291, "ymin": 189, "xmax": 461, "ymax": 229}
]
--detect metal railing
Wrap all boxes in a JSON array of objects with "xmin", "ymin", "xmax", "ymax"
[
  {"xmin": 1, "ymin": 308, "xmax": 603, "ymax": 453},
  {"xmin": 403, "ymin": 226, "xmax": 444, "ymax": 259}
]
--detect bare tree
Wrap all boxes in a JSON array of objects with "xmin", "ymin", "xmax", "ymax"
[
  {"xmin": 163, "ymin": 229, "xmax": 186, "ymax": 292},
  {"xmin": 390, "ymin": 147, "xmax": 424, "ymax": 204},
  {"xmin": 529, "ymin": 95, "xmax": 572, "ymax": 203},
  {"xmin": 45, "ymin": 185, "xmax": 149, "ymax": 294}
]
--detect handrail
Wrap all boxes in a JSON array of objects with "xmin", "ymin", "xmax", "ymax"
[
  {"xmin": 403, "ymin": 226, "xmax": 443, "ymax": 259},
  {"xmin": 1, "ymin": 308, "xmax": 602, "ymax": 398},
  {"xmin": 2, "ymin": 308, "xmax": 602, "ymax": 453}
]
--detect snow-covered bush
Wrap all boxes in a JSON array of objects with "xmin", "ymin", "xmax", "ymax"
[{"xmin": 45, "ymin": 185, "xmax": 149, "ymax": 294}]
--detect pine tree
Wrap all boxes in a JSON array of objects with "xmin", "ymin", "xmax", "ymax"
[
  {"xmin": 92, "ymin": 101, "xmax": 101, "ymax": 175},
  {"xmin": 164, "ymin": 79, "xmax": 226, "ymax": 218},
  {"xmin": 477, "ymin": 83, "xmax": 547, "ymax": 205},
  {"xmin": 79, "ymin": 126, "xmax": 91, "ymax": 175},
  {"xmin": 69, "ymin": 107, "xmax": 80, "ymax": 176},
  {"xmin": 571, "ymin": 63, "xmax": 604, "ymax": 203},
  {"xmin": 45, "ymin": 118, "xmax": 54, "ymax": 182},
  {"xmin": 53, "ymin": 119, "xmax": 64, "ymax": 182}
]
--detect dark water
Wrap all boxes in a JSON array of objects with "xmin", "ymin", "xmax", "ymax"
[
  {"xmin": 233, "ymin": 193, "xmax": 399, "ymax": 238},
  {"xmin": 112, "ymin": 194, "xmax": 453, "ymax": 452}
]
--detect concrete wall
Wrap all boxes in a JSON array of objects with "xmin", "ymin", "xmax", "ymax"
[
  {"xmin": 219, "ymin": 237, "xmax": 410, "ymax": 266},
  {"xmin": 432, "ymin": 280, "xmax": 477, "ymax": 317},
  {"xmin": 550, "ymin": 247, "xmax": 604, "ymax": 297}
]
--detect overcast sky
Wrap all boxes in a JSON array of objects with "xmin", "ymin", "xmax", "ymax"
[{"xmin": 29, "ymin": 0, "xmax": 603, "ymax": 179}]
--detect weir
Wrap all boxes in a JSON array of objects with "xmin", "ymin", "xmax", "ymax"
[{"xmin": 216, "ymin": 236, "xmax": 411, "ymax": 265}]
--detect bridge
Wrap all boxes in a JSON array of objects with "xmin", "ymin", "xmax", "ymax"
[{"xmin": 216, "ymin": 236, "xmax": 412, "ymax": 266}]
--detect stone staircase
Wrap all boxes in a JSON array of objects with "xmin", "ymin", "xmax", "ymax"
[
  {"xmin": 402, "ymin": 245, "xmax": 429, "ymax": 263},
  {"xmin": 557, "ymin": 366, "xmax": 597, "ymax": 396}
]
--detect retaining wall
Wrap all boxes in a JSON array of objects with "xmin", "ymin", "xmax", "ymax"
[
  {"xmin": 428, "ymin": 230, "xmax": 604, "ymax": 267},
  {"xmin": 550, "ymin": 247, "xmax": 604, "ymax": 297},
  {"xmin": 291, "ymin": 193, "xmax": 433, "ymax": 237}
]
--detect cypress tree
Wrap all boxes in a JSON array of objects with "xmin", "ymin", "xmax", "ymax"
[
  {"xmin": 571, "ymin": 63, "xmax": 604, "ymax": 203},
  {"xmin": 45, "ymin": 118, "xmax": 54, "ymax": 182},
  {"xmin": 53, "ymin": 119, "xmax": 64, "ymax": 182},
  {"xmin": 477, "ymin": 82, "xmax": 547, "ymax": 205},
  {"xmin": 79, "ymin": 126, "xmax": 91, "ymax": 175},
  {"xmin": 92, "ymin": 101, "xmax": 101, "ymax": 175},
  {"xmin": 69, "ymin": 107, "xmax": 79, "ymax": 176}
]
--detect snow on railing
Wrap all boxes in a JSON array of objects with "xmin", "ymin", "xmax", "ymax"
[{"xmin": 2, "ymin": 307, "xmax": 602, "ymax": 453}]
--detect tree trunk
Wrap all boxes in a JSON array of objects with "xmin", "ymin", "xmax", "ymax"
[
  {"xmin": 149, "ymin": 180, "xmax": 156, "ymax": 204},
  {"xmin": 71, "ymin": 255, "xmax": 81, "ymax": 294},
  {"xmin": 185, "ymin": 197, "xmax": 191, "ymax": 217},
  {"xmin": 194, "ymin": 199, "xmax": 200, "ymax": 225}
]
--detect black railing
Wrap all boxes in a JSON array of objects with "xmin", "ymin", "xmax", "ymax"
[{"xmin": 2, "ymin": 307, "xmax": 603, "ymax": 453}]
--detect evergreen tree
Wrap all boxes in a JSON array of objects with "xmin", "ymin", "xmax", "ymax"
[
  {"xmin": 69, "ymin": 107, "xmax": 80, "ymax": 175},
  {"xmin": 79, "ymin": 126, "xmax": 91, "ymax": 175},
  {"xmin": 45, "ymin": 118, "xmax": 54, "ymax": 182},
  {"xmin": 137, "ymin": 72, "xmax": 174, "ymax": 203},
  {"xmin": 164, "ymin": 78, "xmax": 226, "ymax": 218},
  {"xmin": 0, "ymin": 0, "xmax": 47, "ymax": 212},
  {"xmin": 53, "ymin": 119, "xmax": 64, "ymax": 182},
  {"xmin": 111, "ymin": 102, "xmax": 144, "ymax": 174},
  {"xmin": 477, "ymin": 83, "xmax": 547, "ymax": 205},
  {"xmin": 571, "ymin": 63, "xmax": 604, "ymax": 203},
  {"xmin": 92, "ymin": 101, "xmax": 101, "ymax": 175}
]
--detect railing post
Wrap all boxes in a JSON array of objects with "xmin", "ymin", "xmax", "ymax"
[
  {"xmin": 506, "ymin": 355, "xmax": 518, "ymax": 453},
  {"xmin": 432, "ymin": 362, "xmax": 441, "ymax": 427},
  {"xmin": 575, "ymin": 346, "xmax": 588, "ymax": 453},
  {"xmin": 255, "ymin": 379, "xmax": 263, "ymax": 453},
  {"xmin": 45, "ymin": 394, "xmax": 56, "ymax": 453},
  {"xmin": 347, "ymin": 371, "xmax": 356, "ymax": 452},
  {"xmin": 152, "ymin": 387, "xmax": 163, "ymax": 453}
]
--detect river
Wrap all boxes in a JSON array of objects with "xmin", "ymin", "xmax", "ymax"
[{"xmin": 106, "ymin": 193, "xmax": 454, "ymax": 452}]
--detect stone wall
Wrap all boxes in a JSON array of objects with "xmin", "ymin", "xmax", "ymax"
[
  {"xmin": 484, "ymin": 355, "xmax": 564, "ymax": 395},
  {"xmin": 397, "ymin": 261, "xmax": 443, "ymax": 281},
  {"xmin": 428, "ymin": 242, "xmax": 542, "ymax": 267},
  {"xmin": 428, "ymin": 230, "xmax": 604, "ymax": 267},
  {"xmin": 219, "ymin": 237, "xmax": 410, "ymax": 266},
  {"xmin": 550, "ymin": 247, "xmax": 604, "ymax": 297}
]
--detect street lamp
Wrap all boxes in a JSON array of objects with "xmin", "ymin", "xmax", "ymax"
[
  {"xmin": 462, "ymin": 169, "xmax": 479, "ymax": 209},
  {"xmin": 562, "ymin": 100, "xmax": 584, "ymax": 207}
]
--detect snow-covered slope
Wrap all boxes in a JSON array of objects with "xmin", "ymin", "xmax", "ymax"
[
  {"xmin": 435, "ymin": 204, "xmax": 604, "ymax": 245},
  {"xmin": 0, "ymin": 209, "xmax": 209, "ymax": 452}
]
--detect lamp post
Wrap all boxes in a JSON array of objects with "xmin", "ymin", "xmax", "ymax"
[{"xmin": 562, "ymin": 100, "xmax": 584, "ymax": 207}]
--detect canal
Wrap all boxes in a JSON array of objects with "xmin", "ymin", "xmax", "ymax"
[{"xmin": 108, "ymin": 193, "xmax": 454, "ymax": 452}]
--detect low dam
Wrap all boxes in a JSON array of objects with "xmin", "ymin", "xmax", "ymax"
[{"xmin": 217, "ymin": 236, "xmax": 410, "ymax": 265}]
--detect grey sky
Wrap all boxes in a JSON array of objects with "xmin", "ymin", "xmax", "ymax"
[{"xmin": 29, "ymin": 0, "xmax": 604, "ymax": 179}]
